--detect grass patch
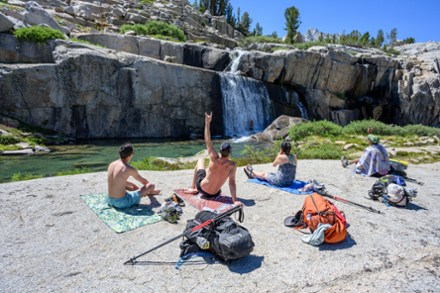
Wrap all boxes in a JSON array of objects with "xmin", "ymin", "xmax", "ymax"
[
  {"xmin": 131, "ymin": 157, "xmax": 196, "ymax": 171},
  {"xmin": 0, "ymin": 2, "xmax": 23, "ymax": 12},
  {"xmin": 292, "ymin": 41, "xmax": 328, "ymax": 50},
  {"xmin": 140, "ymin": 0, "xmax": 155, "ymax": 4},
  {"xmin": 13, "ymin": 26, "xmax": 65, "ymax": 43},
  {"xmin": 120, "ymin": 21, "xmax": 186, "ymax": 42},
  {"xmin": 240, "ymin": 36, "xmax": 283, "ymax": 47},
  {"xmin": 0, "ymin": 144, "xmax": 21, "ymax": 151},
  {"xmin": 69, "ymin": 38, "xmax": 106, "ymax": 48},
  {"xmin": 11, "ymin": 172, "xmax": 43, "ymax": 182},
  {"xmin": 295, "ymin": 143, "xmax": 342, "ymax": 160},
  {"xmin": 271, "ymin": 46, "xmax": 292, "ymax": 52},
  {"xmin": 55, "ymin": 167, "xmax": 92, "ymax": 176}
]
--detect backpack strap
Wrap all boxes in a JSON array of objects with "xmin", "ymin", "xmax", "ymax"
[{"xmin": 309, "ymin": 193, "xmax": 333, "ymax": 221}]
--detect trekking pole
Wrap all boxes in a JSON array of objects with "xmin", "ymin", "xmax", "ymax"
[
  {"xmin": 317, "ymin": 190, "xmax": 384, "ymax": 215},
  {"xmin": 403, "ymin": 176, "xmax": 424, "ymax": 185},
  {"xmin": 124, "ymin": 204, "xmax": 243, "ymax": 265}
]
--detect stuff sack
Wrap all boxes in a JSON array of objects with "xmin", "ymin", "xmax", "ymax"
[
  {"xmin": 389, "ymin": 159, "xmax": 408, "ymax": 177},
  {"xmin": 379, "ymin": 174, "xmax": 406, "ymax": 186},
  {"xmin": 298, "ymin": 193, "xmax": 347, "ymax": 244},
  {"xmin": 368, "ymin": 178, "xmax": 417, "ymax": 208},
  {"xmin": 179, "ymin": 211, "xmax": 254, "ymax": 261}
]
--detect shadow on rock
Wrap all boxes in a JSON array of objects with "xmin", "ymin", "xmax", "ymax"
[
  {"xmin": 238, "ymin": 198, "xmax": 256, "ymax": 207},
  {"xmin": 406, "ymin": 202, "xmax": 428, "ymax": 211},
  {"xmin": 227, "ymin": 255, "xmax": 264, "ymax": 274},
  {"xmin": 318, "ymin": 233, "xmax": 357, "ymax": 251}
]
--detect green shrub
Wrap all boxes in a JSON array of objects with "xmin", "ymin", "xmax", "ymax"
[
  {"xmin": 401, "ymin": 124, "xmax": 440, "ymax": 137},
  {"xmin": 13, "ymin": 26, "xmax": 65, "ymax": 43},
  {"xmin": 0, "ymin": 134, "xmax": 20, "ymax": 145},
  {"xmin": 140, "ymin": 0, "xmax": 154, "ymax": 4},
  {"xmin": 289, "ymin": 120, "xmax": 343, "ymax": 141},
  {"xmin": 342, "ymin": 119, "xmax": 400, "ymax": 136},
  {"xmin": 236, "ymin": 144, "xmax": 275, "ymax": 164},
  {"xmin": 120, "ymin": 21, "xmax": 186, "ymax": 42}
]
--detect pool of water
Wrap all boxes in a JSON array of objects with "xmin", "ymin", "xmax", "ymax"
[{"xmin": 0, "ymin": 139, "xmax": 249, "ymax": 183}]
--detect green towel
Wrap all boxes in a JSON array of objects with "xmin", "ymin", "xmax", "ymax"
[{"xmin": 80, "ymin": 193, "xmax": 162, "ymax": 233}]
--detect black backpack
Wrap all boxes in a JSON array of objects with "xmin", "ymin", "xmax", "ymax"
[
  {"xmin": 389, "ymin": 160, "xmax": 407, "ymax": 177},
  {"xmin": 179, "ymin": 211, "xmax": 254, "ymax": 261}
]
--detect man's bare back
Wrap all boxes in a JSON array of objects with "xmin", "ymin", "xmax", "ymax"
[
  {"xmin": 185, "ymin": 112, "xmax": 240, "ymax": 205},
  {"xmin": 107, "ymin": 160, "xmax": 135, "ymax": 198},
  {"xmin": 200, "ymin": 157, "xmax": 236, "ymax": 195},
  {"xmin": 107, "ymin": 144, "xmax": 160, "ymax": 199}
]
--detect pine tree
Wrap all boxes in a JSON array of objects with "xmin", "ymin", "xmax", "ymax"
[
  {"xmin": 238, "ymin": 12, "xmax": 252, "ymax": 36},
  {"xmin": 254, "ymin": 22, "xmax": 263, "ymax": 36},
  {"xmin": 388, "ymin": 28, "xmax": 398, "ymax": 46},
  {"xmin": 225, "ymin": 3, "xmax": 235, "ymax": 27},
  {"xmin": 284, "ymin": 6, "xmax": 301, "ymax": 44},
  {"xmin": 375, "ymin": 29, "xmax": 384, "ymax": 48}
]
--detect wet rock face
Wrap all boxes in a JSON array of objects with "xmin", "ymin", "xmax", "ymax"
[{"xmin": 0, "ymin": 38, "xmax": 224, "ymax": 139}]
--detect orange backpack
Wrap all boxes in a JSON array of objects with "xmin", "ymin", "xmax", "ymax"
[{"xmin": 302, "ymin": 193, "xmax": 347, "ymax": 244}]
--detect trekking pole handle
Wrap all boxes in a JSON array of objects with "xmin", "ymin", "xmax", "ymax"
[
  {"xmin": 191, "ymin": 204, "xmax": 243, "ymax": 232},
  {"xmin": 191, "ymin": 219, "xmax": 214, "ymax": 232}
]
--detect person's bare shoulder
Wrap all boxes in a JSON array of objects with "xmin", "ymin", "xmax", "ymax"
[{"xmin": 228, "ymin": 160, "xmax": 237, "ymax": 171}]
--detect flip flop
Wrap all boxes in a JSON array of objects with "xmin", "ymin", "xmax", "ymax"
[
  {"xmin": 243, "ymin": 165, "xmax": 254, "ymax": 179},
  {"xmin": 172, "ymin": 194, "xmax": 185, "ymax": 207}
]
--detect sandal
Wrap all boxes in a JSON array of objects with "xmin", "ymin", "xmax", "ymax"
[
  {"xmin": 243, "ymin": 165, "xmax": 254, "ymax": 179},
  {"xmin": 172, "ymin": 194, "xmax": 185, "ymax": 207},
  {"xmin": 341, "ymin": 156, "xmax": 349, "ymax": 168}
]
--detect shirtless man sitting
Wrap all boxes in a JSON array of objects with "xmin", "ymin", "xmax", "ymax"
[
  {"xmin": 107, "ymin": 143, "xmax": 160, "ymax": 208},
  {"xmin": 185, "ymin": 112, "xmax": 241, "ymax": 205}
]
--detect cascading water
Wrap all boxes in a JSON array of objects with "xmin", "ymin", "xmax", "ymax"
[
  {"xmin": 220, "ymin": 50, "xmax": 274, "ymax": 137},
  {"xmin": 297, "ymin": 100, "xmax": 309, "ymax": 120}
]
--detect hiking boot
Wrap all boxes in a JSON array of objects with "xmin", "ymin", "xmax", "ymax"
[{"xmin": 341, "ymin": 156, "xmax": 349, "ymax": 168}]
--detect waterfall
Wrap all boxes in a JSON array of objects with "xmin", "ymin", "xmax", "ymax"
[
  {"xmin": 297, "ymin": 100, "xmax": 309, "ymax": 120},
  {"xmin": 228, "ymin": 50, "xmax": 247, "ymax": 73},
  {"xmin": 220, "ymin": 73, "xmax": 273, "ymax": 137}
]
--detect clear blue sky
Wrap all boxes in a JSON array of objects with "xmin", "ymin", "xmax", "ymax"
[{"xmin": 229, "ymin": 0, "xmax": 440, "ymax": 42}]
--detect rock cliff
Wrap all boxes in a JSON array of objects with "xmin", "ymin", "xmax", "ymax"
[{"xmin": 0, "ymin": 0, "xmax": 439, "ymax": 139}]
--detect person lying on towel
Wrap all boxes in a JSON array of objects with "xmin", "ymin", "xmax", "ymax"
[
  {"xmin": 341, "ymin": 134, "xmax": 390, "ymax": 177},
  {"xmin": 107, "ymin": 143, "xmax": 160, "ymax": 208},
  {"xmin": 184, "ymin": 112, "xmax": 241, "ymax": 206},
  {"xmin": 244, "ymin": 141, "xmax": 297, "ymax": 187}
]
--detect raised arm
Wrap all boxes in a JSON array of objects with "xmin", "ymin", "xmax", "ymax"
[{"xmin": 204, "ymin": 112, "xmax": 219, "ymax": 160}]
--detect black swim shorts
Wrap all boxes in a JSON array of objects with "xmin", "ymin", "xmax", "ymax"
[{"xmin": 196, "ymin": 169, "xmax": 221, "ymax": 198}]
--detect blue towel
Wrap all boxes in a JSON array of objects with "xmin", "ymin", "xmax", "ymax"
[{"xmin": 247, "ymin": 178, "xmax": 312, "ymax": 195}]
